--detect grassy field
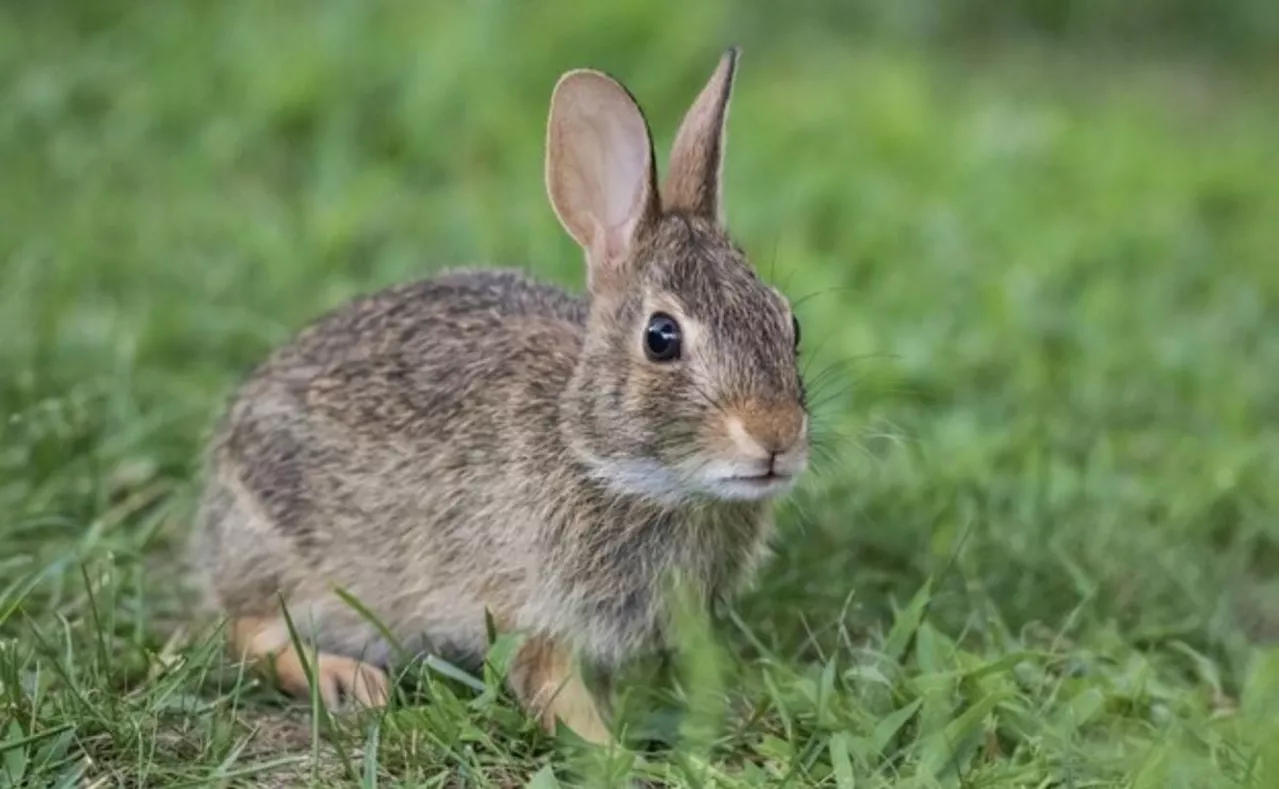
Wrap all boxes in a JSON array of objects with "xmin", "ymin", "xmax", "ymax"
[{"xmin": 0, "ymin": 2, "xmax": 1276, "ymax": 787}]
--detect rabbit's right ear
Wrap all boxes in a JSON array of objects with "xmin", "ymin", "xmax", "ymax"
[{"xmin": 546, "ymin": 69, "xmax": 660, "ymax": 292}]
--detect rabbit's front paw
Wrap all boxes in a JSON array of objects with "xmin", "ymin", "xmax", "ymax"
[
  {"xmin": 305, "ymin": 653, "xmax": 390, "ymax": 710},
  {"xmin": 232, "ymin": 616, "xmax": 390, "ymax": 711},
  {"xmin": 509, "ymin": 636, "xmax": 614, "ymax": 747}
]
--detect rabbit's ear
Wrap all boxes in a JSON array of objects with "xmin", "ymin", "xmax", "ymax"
[
  {"xmin": 661, "ymin": 48, "xmax": 738, "ymax": 222},
  {"xmin": 547, "ymin": 69, "xmax": 660, "ymax": 290}
]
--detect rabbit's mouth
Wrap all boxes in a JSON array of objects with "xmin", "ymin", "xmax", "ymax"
[
  {"xmin": 731, "ymin": 471, "xmax": 792, "ymax": 485},
  {"xmin": 705, "ymin": 470, "xmax": 800, "ymax": 501}
]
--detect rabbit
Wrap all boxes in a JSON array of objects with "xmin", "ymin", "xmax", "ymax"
[{"xmin": 188, "ymin": 47, "xmax": 809, "ymax": 746}]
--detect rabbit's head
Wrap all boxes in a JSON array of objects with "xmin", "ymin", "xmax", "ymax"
[{"xmin": 549, "ymin": 49, "xmax": 808, "ymax": 505}]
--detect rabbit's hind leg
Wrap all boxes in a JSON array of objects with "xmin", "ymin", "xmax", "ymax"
[{"xmin": 229, "ymin": 614, "xmax": 389, "ymax": 710}]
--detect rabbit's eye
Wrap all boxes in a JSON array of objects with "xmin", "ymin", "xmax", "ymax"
[
  {"xmin": 644, "ymin": 312, "xmax": 682, "ymax": 362},
  {"xmin": 792, "ymin": 315, "xmax": 802, "ymax": 351}
]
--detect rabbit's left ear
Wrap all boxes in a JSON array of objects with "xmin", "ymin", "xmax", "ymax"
[{"xmin": 661, "ymin": 48, "xmax": 739, "ymax": 223}]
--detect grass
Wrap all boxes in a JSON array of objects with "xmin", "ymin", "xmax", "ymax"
[{"xmin": 0, "ymin": 2, "xmax": 1276, "ymax": 787}]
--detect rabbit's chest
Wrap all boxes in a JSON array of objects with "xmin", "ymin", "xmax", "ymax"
[{"xmin": 546, "ymin": 503, "xmax": 772, "ymax": 665}]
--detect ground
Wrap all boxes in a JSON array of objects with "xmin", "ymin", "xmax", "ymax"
[{"xmin": 0, "ymin": 3, "xmax": 1276, "ymax": 788}]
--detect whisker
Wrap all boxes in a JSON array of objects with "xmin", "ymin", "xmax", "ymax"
[
  {"xmin": 802, "ymin": 350, "xmax": 901, "ymax": 381},
  {"xmin": 789, "ymin": 284, "xmax": 863, "ymax": 311},
  {"xmin": 806, "ymin": 385, "xmax": 861, "ymax": 414},
  {"xmin": 804, "ymin": 365, "xmax": 857, "ymax": 396}
]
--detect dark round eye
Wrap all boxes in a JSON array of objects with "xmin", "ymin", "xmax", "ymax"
[
  {"xmin": 644, "ymin": 312, "xmax": 682, "ymax": 362},
  {"xmin": 792, "ymin": 315, "xmax": 802, "ymax": 350}
]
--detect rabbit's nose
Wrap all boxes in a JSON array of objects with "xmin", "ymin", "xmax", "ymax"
[{"xmin": 725, "ymin": 400, "xmax": 807, "ymax": 458}]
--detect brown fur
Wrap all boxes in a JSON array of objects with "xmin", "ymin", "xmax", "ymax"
[{"xmin": 189, "ymin": 48, "xmax": 808, "ymax": 745}]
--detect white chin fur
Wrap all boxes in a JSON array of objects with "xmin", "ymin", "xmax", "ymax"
[
  {"xmin": 693, "ymin": 473, "xmax": 800, "ymax": 502},
  {"xmin": 588, "ymin": 457, "xmax": 802, "ymax": 505},
  {"xmin": 690, "ymin": 456, "xmax": 804, "ymax": 501},
  {"xmin": 586, "ymin": 458, "xmax": 691, "ymax": 505}
]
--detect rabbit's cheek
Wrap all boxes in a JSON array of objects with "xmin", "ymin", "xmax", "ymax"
[{"xmin": 581, "ymin": 455, "xmax": 694, "ymax": 505}]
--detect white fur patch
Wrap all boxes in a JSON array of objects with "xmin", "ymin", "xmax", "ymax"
[{"xmin": 586, "ymin": 457, "xmax": 690, "ymax": 505}]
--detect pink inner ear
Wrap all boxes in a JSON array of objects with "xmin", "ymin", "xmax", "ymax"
[
  {"xmin": 579, "ymin": 104, "xmax": 650, "ymax": 256},
  {"xmin": 547, "ymin": 70, "xmax": 656, "ymax": 267}
]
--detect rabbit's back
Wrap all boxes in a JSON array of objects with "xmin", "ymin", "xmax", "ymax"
[
  {"xmin": 196, "ymin": 268, "xmax": 588, "ymax": 662},
  {"xmin": 276, "ymin": 268, "xmax": 587, "ymax": 369},
  {"xmin": 233, "ymin": 266, "xmax": 587, "ymax": 479}
]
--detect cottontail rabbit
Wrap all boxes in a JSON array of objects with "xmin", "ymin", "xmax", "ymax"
[{"xmin": 190, "ymin": 48, "xmax": 808, "ymax": 745}]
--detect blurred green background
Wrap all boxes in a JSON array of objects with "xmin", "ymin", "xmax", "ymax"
[{"xmin": 0, "ymin": 1, "xmax": 1276, "ymax": 787}]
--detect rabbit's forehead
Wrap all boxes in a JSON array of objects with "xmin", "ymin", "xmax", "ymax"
[{"xmin": 645, "ymin": 249, "xmax": 791, "ymax": 331}]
